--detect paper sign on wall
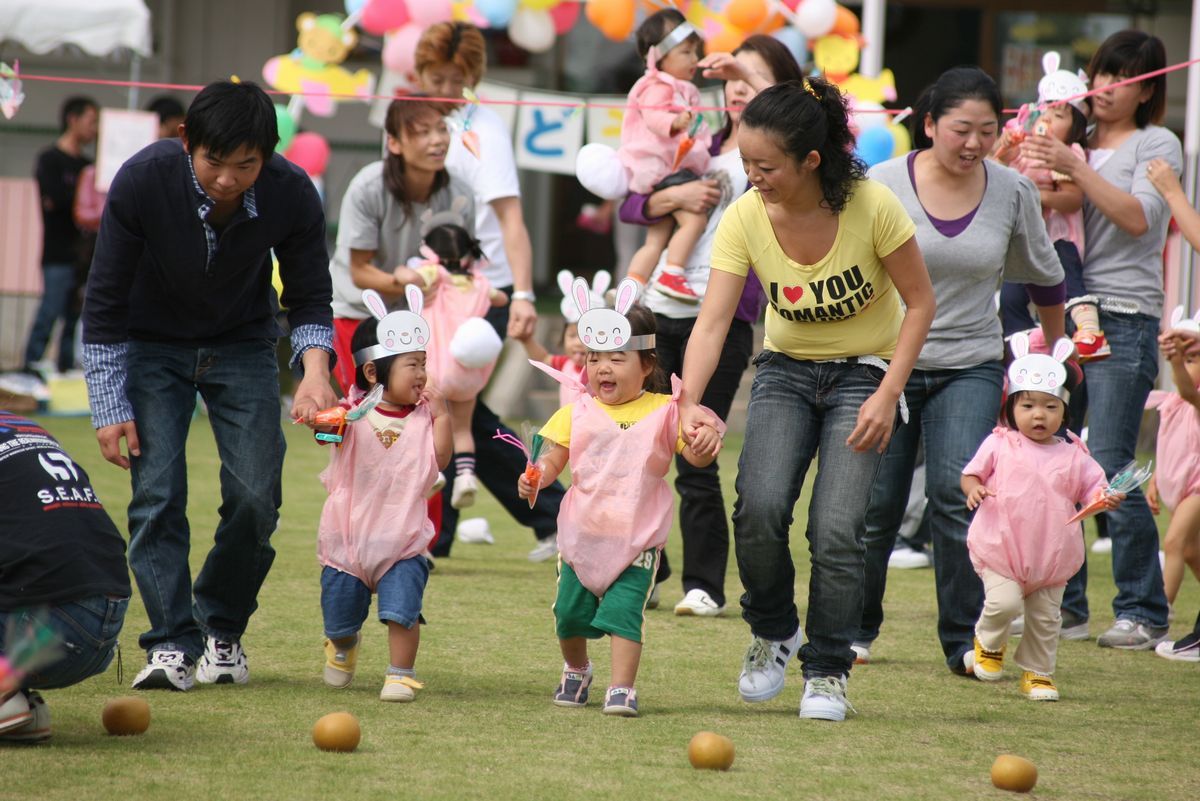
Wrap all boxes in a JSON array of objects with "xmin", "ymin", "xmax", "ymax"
[
  {"xmin": 514, "ymin": 91, "xmax": 584, "ymax": 175},
  {"xmin": 586, "ymin": 98, "xmax": 624, "ymax": 150},
  {"xmin": 95, "ymin": 108, "xmax": 158, "ymax": 192},
  {"xmin": 475, "ymin": 81, "xmax": 520, "ymax": 134}
]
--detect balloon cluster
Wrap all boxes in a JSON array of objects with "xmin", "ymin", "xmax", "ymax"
[{"xmin": 360, "ymin": 0, "xmax": 580, "ymax": 66}]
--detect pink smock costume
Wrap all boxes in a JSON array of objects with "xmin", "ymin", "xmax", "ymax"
[
  {"xmin": 964, "ymin": 427, "xmax": 1108, "ymax": 594},
  {"xmin": 534, "ymin": 362, "xmax": 682, "ymax": 596},
  {"xmin": 1011, "ymin": 145, "xmax": 1086, "ymax": 257},
  {"xmin": 1147, "ymin": 389, "xmax": 1200, "ymax": 511},
  {"xmin": 317, "ymin": 402, "xmax": 440, "ymax": 590},
  {"xmin": 423, "ymin": 265, "xmax": 497, "ymax": 402},
  {"xmin": 618, "ymin": 54, "xmax": 711, "ymax": 195}
]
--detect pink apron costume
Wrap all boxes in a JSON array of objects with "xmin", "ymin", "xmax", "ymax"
[
  {"xmin": 422, "ymin": 262, "xmax": 501, "ymax": 402},
  {"xmin": 1146, "ymin": 306, "xmax": 1200, "ymax": 510},
  {"xmin": 964, "ymin": 334, "xmax": 1107, "ymax": 593},
  {"xmin": 618, "ymin": 23, "xmax": 711, "ymax": 195},
  {"xmin": 317, "ymin": 286, "xmax": 440, "ymax": 589}
]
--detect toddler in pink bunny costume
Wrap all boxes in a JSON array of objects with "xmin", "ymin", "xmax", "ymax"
[
  {"xmin": 961, "ymin": 333, "xmax": 1123, "ymax": 702},
  {"xmin": 516, "ymin": 278, "xmax": 722, "ymax": 718}
]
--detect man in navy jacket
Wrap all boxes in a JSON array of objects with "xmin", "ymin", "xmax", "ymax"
[{"xmin": 82, "ymin": 81, "xmax": 337, "ymax": 691}]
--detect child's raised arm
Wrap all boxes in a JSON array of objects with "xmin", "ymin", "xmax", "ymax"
[
  {"xmin": 1039, "ymin": 179, "xmax": 1083, "ymax": 214},
  {"xmin": 1166, "ymin": 349, "xmax": 1200, "ymax": 409},
  {"xmin": 420, "ymin": 386, "xmax": 453, "ymax": 471},
  {"xmin": 1148, "ymin": 158, "xmax": 1200, "ymax": 253},
  {"xmin": 681, "ymin": 423, "xmax": 721, "ymax": 467},
  {"xmin": 513, "ymin": 330, "xmax": 554, "ymax": 366}
]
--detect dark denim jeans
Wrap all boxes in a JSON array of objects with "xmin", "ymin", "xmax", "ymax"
[
  {"xmin": 858, "ymin": 361, "xmax": 1005, "ymax": 671},
  {"xmin": 433, "ymin": 298, "xmax": 564, "ymax": 555},
  {"xmin": 653, "ymin": 315, "xmax": 753, "ymax": 606},
  {"xmin": 126, "ymin": 339, "xmax": 285, "ymax": 660},
  {"xmin": 23, "ymin": 263, "xmax": 80, "ymax": 372},
  {"xmin": 733, "ymin": 352, "xmax": 890, "ymax": 678},
  {"xmin": 0, "ymin": 596, "xmax": 128, "ymax": 690},
  {"xmin": 1061, "ymin": 312, "xmax": 1169, "ymax": 627}
]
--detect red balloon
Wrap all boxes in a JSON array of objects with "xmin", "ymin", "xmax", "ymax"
[
  {"xmin": 549, "ymin": 0, "xmax": 581, "ymax": 34},
  {"xmin": 361, "ymin": 0, "xmax": 410, "ymax": 35},
  {"xmin": 286, "ymin": 132, "xmax": 332, "ymax": 178}
]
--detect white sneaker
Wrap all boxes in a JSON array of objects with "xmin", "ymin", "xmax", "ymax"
[
  {"xmin": 380, "ymin": 673, "xmax": 423, "ymax": 702},
  {"xmin": 450, "ymin": 472, "xmax": 478, "ymax": 510},
  {"xmin": 0, "ymin": 690, "xmax": 50, "ymax": 743},
  {"xmin": 738, "ymin": 628, "xmax": 803, "ymax": 702},
  {"xmin": 528, "ymin": 534, "xmax": 558, "ymax": 563},
  {"xmin": 888, "ymin": 546, "xmax": 932, "ymax": 569},
  {"xmin": 0, "ymin": 691, "xmax": 33, "ymax": 733},
  {"xmin": 799, "ymin": 675, "xmax": 854, "ymax": 721},
  {"xmin": 132, "ymin": 650, "xmax": 196, "ymax": 691},
  {"xmin": 428, "ymin": 472, "xmax": 447, "ymax": 498},
  {"xmin": 850, "ymin": 644, "xmax": 870, "ymax": 665},
  {"xmin": 674, "ymin": 588, "xmax": 725, "ymax": 617},
  {"xmin": 1091, "ymin": 537, "xmax": 1112, "ymax": 554},
  {"xmin": 646, "ymin": 581, "xmax": 662, "ymax": 610},
  {"xmin": 195, "ymin": 637, "xmax": 249, "ymax": 685},
  {"xmin": 1010, "ymin": 615, "xmax": 1025, "ymax": 637},
  {"xmin": 456, "ymin": 517, "xmax": 494, "ymax": 544}
]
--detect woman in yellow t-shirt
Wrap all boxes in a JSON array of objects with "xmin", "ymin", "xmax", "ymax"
[{"xmin": 680, "ymin": 78, "xmax": 935, "ymax": 721}]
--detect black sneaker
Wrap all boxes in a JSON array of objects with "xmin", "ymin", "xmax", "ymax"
[
  {"xmin": 132, "ymin": 650, "xmax": 196, "ymax": 691},
  {"xmin": 602, "ymin": 686, "xmax": 639, "ymax": 717},
  {"xmin": 552, "ymin": 662, "xmax": 593, "ymax": 707}
]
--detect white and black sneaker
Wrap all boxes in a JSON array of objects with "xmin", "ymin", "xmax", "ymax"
[
  {"xmin": 195, "ymin": 637, "xmax": 249, "ymax": 685},
  {"xmin": 132, "ymin": 650, "xmax": 196, "ymax": 691},
  {"xmin": 738, "ymin": 628, "xmax": 804, "ymax": 702}
]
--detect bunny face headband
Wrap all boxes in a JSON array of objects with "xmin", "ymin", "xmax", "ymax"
[
  {"xmin": 558, "ymin": 269, "xmax": 611, "ymax": 324},
  {"xmin": 353, "ymin": 286, "xmax": 430, "ymax": 364},
  {"xmin": 1008, "ymin": 332, "xmax": 1073, "ymax": 401},
  {"xmin": 574, "ymin": 277, "xmax": 654, "ymax": 352},
  {"xmin": 1168, "ymin": 304, "xmax": 1200, "ymax": 334},
  {"xmin": 1038, "ymin": 51, "xmax": 1089, "ymax": 113}
]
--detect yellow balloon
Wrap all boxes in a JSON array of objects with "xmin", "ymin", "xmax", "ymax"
[
  {"xmin": 521, "ymin": 0, "xmax": 560, "ymax": 11},
  {"xmin": 889, "ymin": 121, "xmax": 912, "ymax": 157}
]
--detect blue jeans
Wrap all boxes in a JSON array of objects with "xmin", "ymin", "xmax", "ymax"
[
  {"xmin": 858, "ymin": 361, "xmax": 1006, "ymax": 671},
  {"xmin": 23, "ymin": 263, "xmax": 80, "ymax": 372},
  {"xmin": 126, "ymin": 339, "xmax": 285, "ymax": 660},
  {"xmin": 0, "ymin": 596, "xmax": 128, "ymax": 690},
  {"xmin": 732, "ymin": 352, "xmax": 890, "ymax": 678},
  {"xmin": 320, "ymin": 558, "xmax": 430, "ymax": 639},
  {"xmin": 1061, "ymin": 312, "xmax": 1169, "ymax": 627}
]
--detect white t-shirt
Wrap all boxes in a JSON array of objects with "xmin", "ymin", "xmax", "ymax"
[
  {"xmin": 644, "ymin": 147, "xmax": 746, "ymax": 318},
  {"xmin": 446, "ymin": 103, "xmax": 520, "ymax": 288}
]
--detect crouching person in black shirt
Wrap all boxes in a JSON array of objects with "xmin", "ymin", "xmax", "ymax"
[{"xmin": 0, "ymin": 412, "xmax": 131, "ymax": 743}]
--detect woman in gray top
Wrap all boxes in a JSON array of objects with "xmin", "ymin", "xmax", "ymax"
[
  {"xmin": 855, "ymin": 67, "xmax": 1066, "ymax": 674},
  {"xmin": 1022, "ymin": 30, "xmax": 1180, "ymax": 649}
]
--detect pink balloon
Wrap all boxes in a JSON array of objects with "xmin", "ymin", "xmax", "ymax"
[
  {"xmin": 407, "ymin": 0, "xmax": 452, "ymax": 27},
  {"xmin": 549, "ymin": 0, "xmax": 580, "ymax": 34},
  {"xmin": 361, "ymin": 0, "xmax": 410, "ymax": 35},
  {"xmin": 382, "ymin": 24, "xmax": 424, "ymax": 74},
  {"xmin": 286, "ymin": 132, "xmax": 332, "ymax": 178}
]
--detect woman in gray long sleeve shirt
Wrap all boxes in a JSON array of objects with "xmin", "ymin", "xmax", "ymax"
[
  {"xmin": 1021, "ymin": 30, "xmax": 1179, "ymax": 649},
  {"xmin": 854, "ymin": 67, "xmax": 1067, "ymax": 675}
]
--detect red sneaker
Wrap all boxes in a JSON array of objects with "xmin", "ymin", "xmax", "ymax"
[
  {"xmin": 653, "ymin": 271, "xmax": 700, "ymax": 303},
  {"xmin": 575, "ymin": 204, "xmax": 612, "ymax": 235},
  {"xmin": 1073, "ymin": 330, "xmax": 1111, "ymax": 362}
]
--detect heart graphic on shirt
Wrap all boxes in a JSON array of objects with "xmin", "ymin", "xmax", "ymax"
[{"xmin": 782, "ymin": 285, "xmax": 805, "ymax": 304}]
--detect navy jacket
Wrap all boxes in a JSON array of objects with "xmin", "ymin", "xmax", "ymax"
[{"xmin": 83, "ymin": 139, "xmax": 331, "ymax": 347}]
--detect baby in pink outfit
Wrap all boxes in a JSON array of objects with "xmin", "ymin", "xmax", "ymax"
[
  {"xmin": 961, "ymin": 334, "xmax": 1122, "ymax": 702},
  {"xmin": 618, "ymin": 9, "xmax": 712, "ymax": 304}
]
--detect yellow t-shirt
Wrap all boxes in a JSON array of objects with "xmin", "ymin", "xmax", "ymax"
[
  {"xmin": 540, "ymin": 391, "xmax": 685, "ymax": 453},
  {"xmin": 710, "ymin": 179, "xmax": 915, "ymax": 359}
]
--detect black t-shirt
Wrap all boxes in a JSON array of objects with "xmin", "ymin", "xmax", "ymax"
[
  {"xmin": 0, "ymin": 412, "xmax": 130, "ymax": 608},
  {"xmin": 36, "ymin": 146, "xmax": 91, "ymax": 267}
]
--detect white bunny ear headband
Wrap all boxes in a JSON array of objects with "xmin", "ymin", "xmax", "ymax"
[
  {"xmin": 1038, "ymin": 51, "xmax": 1089, "ymax": 113},
  {"xmin": 574, "ymin": 277, "xmax": 654, "ymax": 352},
  {"xmin": 557, "ymin": 269, "xmax": 612, "ymax": 324},
  {"xmin": 353, "ymin": 286, "xmax": 431, "ymax": 364},
  {"xmin": 1169, "ymin": 304, "xmax": 1200, "ymax": 334},
  {"xmin": 1008, "ymin": 331, "xmax": 1074, "ymax": 400}
]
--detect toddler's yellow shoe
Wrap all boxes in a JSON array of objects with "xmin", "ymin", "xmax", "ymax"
[
  {"xmin": 380, "ymin": 674, "xmax": 424, "ymax": 702},
  {"xmin": 973, "ymin": 637, "xmax": 1005, "ymax": 682},
  {"xmin": 1020, "ymin": 671, "xmax": 1059, "ymax": 701},
  {"xmin": 323, "ymin": 634, "xmax": 360, "ymax": 688}
]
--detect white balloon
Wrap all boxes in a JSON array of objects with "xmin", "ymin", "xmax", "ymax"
[
  {"xmin": 852, "ymin": 101, "xmax": 888, "ymax": 133},
  {"xmin": 796, "ymin": 0, "xmax": 837, "ymax": 39},
  {"xmin": 771, "ymin": 25, "xmax": 807, "ymax": 66},
  {"xmin": 450, "ymin": 317, "xmax": 504, "ymax": 368},
  {"xmin": 508, "ymin": 8, "xmax": 557, "ymax": 54},
  {"xmin": 576, "ymin": 143, "xmax": 630, "ymax": 201}
]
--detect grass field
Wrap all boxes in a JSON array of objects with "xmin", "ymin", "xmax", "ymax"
[{"xmin": 6, "ymin": 413, "xmax": 1197, "ymax": 801}]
